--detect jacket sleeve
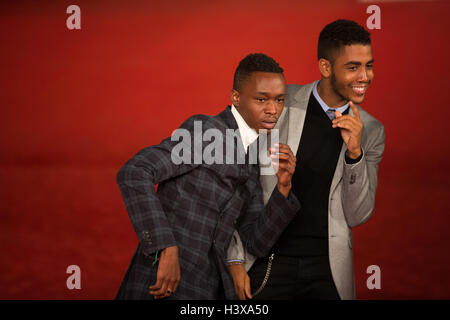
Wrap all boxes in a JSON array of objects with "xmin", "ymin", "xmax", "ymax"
[
  {"xmin": 341, "ymin": 122, "xmax": 385, "ymax": 228},
  {"xmin": 236, "ymin": 184, "xmax": 300, "ymax": 258},
  {"xmin": 116, "ymin": 116, "xmax": 202, "ymax": 256}
]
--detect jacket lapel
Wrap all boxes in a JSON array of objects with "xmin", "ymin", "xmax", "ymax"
[
  {"xmin": 218, "ymin": 106, "xmax": 248, "ymax": 158},
  {"xmin": 330, "ymin": 106, "xmax": 355, "ymax": 194}
]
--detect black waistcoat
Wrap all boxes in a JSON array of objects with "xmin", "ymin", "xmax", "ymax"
[{"xmin": 273, "ymin": 93, "xmax": 348, "ymax": 256}]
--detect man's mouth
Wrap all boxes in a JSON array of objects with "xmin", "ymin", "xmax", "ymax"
[
  {"xmin": 261, "ymin": 120, "xmax": 277, "ymax": 130},
  {"xmin": 351, "ymin": 85, "xmax": 368, "ymax": 96}
]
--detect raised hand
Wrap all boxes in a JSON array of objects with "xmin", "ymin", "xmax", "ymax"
[
  {"xmin": 332, "ymin": 101, "xmax": 363, "ymax": 159},
  {"xmin": 269, "ymin": 143, "xmax": 296, "ymax": 198}
]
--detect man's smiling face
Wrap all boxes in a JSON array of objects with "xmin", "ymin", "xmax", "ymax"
[{"xmin": 329, "ymin": 44, "xmax": 374, "ymax": 105}]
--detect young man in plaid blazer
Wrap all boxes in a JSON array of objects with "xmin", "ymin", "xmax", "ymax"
[{"xmin": 115, "ymin": 53, "xmax": 300, "ymax": 300}]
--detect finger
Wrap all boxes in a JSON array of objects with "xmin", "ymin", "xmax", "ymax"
[
  {"xmin": 276, "ymin": 143, "xmax": 293, "ymax": 155},
  {"xmin": 332, "ymin": 115, "xmax": 356, "ymax": 123},
  {"xmin": 332, "ymin": 118, "xmax": 355, "ymax": 126},
  {"xmin": 166, "ymin": 287, "xmax": 173, "ymax": 296},
  {"xmin": 332, "ymin": 118, "xmax": 357, "ymax": 130},
  {"xmin": 244, "ymin": 276, "xmax": 252, "ymax": 300},
  {"xmin": 335, "ymin": 110, "xmax": 343, "ymax": 118},
  {"xmin": 333, "ymin": 119, "xmax": 355, "ymax": 129},
  {"xmin": 273, "ymin": 145, "xmax": 296, "ymax": 163},
  {"xmin": 272, "ymin": 156, "xmax": 295, "ymax": 170},
  {"xmin": 270, "ymin": 153, "xmax": 291, "ymax": 161},
  {"xmin": 269, "ymin": 147, "xmax": 284, "ymax": 156},
  {"xmin": 276, "ymin": 162, "xmax": 293, "ymax": 172},
  {"xmin": 272, "ymin": 161, "xmax": 279, "ymax": 171},
  {"xmin": 272, "ymin": 160, "xmax": 280, "ymax": 173},
  {"xmin": 334, "ymin": 121, "xmax": 356, "ymax": 132},
  {"xmin": 173, "ymin": 277, "xmax": 180, "ymax": 293},
  {"xmin": 349, "ymin": 101, "xmax": 361, "ymax": 120},
  {"xmin": 149, "ymin": 276, "xmax": 163, "ymax": 291},
  {"xmin": 167, "ymin": 277, "xmax": 179, "ymax": 295},
  {"xmin": 150, "ymin": 277, "xmax": 169, "ymax": 296},
  {"xmin": 277, "ymin": 157, "xmax": 296, "ymax": 171}
]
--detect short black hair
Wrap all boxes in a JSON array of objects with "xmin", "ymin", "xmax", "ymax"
[
  {"xmin": 318, "ymin": 19, "xmax": 371, "ymax": 62},
  {"xmin": 233, "ymin": 53, "xmax": 284, "ymax": 91}
]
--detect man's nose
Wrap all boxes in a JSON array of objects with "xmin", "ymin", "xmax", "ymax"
[
  {"xmin": 265, "ymin": 100, "xmax": 277, "ymax": 114},
  {"xmin": 359, "ymin": 67, "xmax": 369, "ymax": 81}
]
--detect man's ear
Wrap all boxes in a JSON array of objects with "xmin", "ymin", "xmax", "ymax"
[
  {"xmin": 318, "ymin": 58, "xmax": 332, "ymax": 79},
  {"xmin": 230, "ymin": 89, "xmax": 240, "ymax": 107}
]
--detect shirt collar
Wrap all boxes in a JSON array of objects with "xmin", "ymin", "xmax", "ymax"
[
  {"xmin": 312, "ymin": 80, "xmax": 349, "ymax": 114},
  {"xmin": 231, "ymin": 104, "xmax": 258, "ymax": 153}
]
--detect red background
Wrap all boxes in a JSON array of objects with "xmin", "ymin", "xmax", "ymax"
[{"xmin": 1, "ymin": 0, "xmax": 449, "ymax": 299}]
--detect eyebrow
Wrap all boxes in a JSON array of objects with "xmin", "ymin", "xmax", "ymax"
[
  {"xmin": 255, "ymin": 92, "xmax": 287, "ymax": 97},
  {"xmin": 344, "ymin": 59, "xmax": 375, "ymax": 66}
]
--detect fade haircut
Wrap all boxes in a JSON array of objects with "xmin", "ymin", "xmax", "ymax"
[
  {"xmin": 233, "ymin": 53, "xmax": 284, "ymax": 91},
  {"xmin": 318, "ymin": 19, "xmax": 371, "ymax": 63}
]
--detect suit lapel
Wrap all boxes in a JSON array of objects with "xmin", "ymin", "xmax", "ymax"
[
  {"xmin": 218, "ymin": 106, "xmax": 248, "ymax": 158},
  {"xmin": 330, "ymin": 106, "xmax": 355, "ymax": 194},
  {"xmin": 287, "ymin": 83, "xmax": 314, "ymax": 155}
]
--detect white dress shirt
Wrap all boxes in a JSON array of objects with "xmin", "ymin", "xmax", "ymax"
[{"xmin": 230, "ymin": 104, "xmax": 258, "ymax": 154}]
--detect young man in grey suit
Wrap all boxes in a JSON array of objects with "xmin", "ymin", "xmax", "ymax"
[
  {"xmin": 227, "ymin": 20, "xmax": 385, "ymax": 300},
  {"xmin": 115, "ymin": 53, "xmax": 300, "ymax": 300}
]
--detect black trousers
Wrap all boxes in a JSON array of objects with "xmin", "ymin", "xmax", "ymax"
[{"xmin": 249, "ymin": 254, "xmax": 341, "ymax": 300}]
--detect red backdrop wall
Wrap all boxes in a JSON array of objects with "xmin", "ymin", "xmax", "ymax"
[{"xmin": 1, "ymin": 0, "xmax": 449, "ymax": 299}]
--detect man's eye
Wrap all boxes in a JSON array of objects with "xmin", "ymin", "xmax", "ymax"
[
  {"xmin": 348, "ymin": 66, "xmax": 357, "ymax": 71},
  {"xmin": 367, "ymin": 64, "xmax": 373, "ymax": 69},
  {"xmin": 277, "ymin": 98, "xmax": 285, "ymax": 103},
  {"xmin": 256, "ymin": 98, "xmax": 265, "ymax": 102}
]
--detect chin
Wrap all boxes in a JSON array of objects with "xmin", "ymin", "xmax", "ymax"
[
  {"xmin": 257, "ymin": 128, "xmax": 271, "ymax": 135},
  {"xmin": 350, "ymin": 95, "xmax": 365, "ymax": 105}
]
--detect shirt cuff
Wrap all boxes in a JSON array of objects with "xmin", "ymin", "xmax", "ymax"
[{"xmin": 345, "ymin": 149, "xmax": 363, "ymax": 164}]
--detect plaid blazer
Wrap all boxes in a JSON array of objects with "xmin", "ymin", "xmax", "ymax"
[{"xmin": 115, "ymin": 106, "xmax": 300, "ymax": 299}]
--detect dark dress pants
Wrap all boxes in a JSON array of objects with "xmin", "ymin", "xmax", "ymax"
[{"xmin": 249, "ymin": 255, "xmax": 341, "ymax": 300}]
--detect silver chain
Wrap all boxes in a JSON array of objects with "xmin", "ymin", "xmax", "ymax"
[{"xmin": 251, "ymin": 253, "xmax": 274, "ymax": 297}]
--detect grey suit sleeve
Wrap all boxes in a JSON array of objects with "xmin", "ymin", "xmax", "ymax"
[
  {"xmin": 116, "ymin": 116, "xmax": 202, "ymax": 256},
  {"xmin": 341, "ymin": 123, "xmax": 385, "ymax": 227}
]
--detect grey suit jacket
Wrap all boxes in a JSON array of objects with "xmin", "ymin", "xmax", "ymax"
[{"xmin": 227, "ymin": 82, "xmax": 385, "ymax": 300}]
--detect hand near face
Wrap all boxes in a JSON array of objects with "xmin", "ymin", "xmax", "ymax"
[
  {"xmin": 270, "ymin": 143, "xmax": 296, "ymax": 198},
  {"xmin": 332, "ymin": 101, "xmax": 363, "ymax": 159}
]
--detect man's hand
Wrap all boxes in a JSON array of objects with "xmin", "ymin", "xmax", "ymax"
[
  {"xmin": 228, "ymin": 263, "xmax": 252, "ymax": 300},
  {"xmin": 332, "ymin": 101, "xmax": 363, "ymax": 159},
  {"xmin": 270, "ymin": 143, "xmax": 296, "ymax": 198},
  {"xmin": 149, "ymin": 246, "xmax": 181, "ymax": 299}
]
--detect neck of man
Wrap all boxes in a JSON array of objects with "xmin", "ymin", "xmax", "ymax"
[{"xmin": 317, "ymin": 78, "xmax": 348, "ymax": 109}]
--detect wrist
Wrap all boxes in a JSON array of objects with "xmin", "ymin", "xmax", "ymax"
[
  {"xmin": 347, "ymin": 148, "xmax": 362, "ymax": 159},
  {"xmin": 277, "ymin": 183, "xmax": 291, "ymax": 198},
  {"xmin": 161, "ymin": 246, "xmax": 178, "ymax": 256}
]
